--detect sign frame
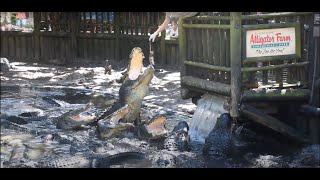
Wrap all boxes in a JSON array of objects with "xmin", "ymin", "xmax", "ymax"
[{"xmin": 242, "ymin": 22, "xmax": 301, "ymax": 63}]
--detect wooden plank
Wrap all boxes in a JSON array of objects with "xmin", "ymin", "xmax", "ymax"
[
  {"xmin": 44, "ymin": 36, "xmax": 49, "ymax": 61},
  {"xmin": 220, "ymin": 20, "xmax": 227, "ymax": 83},
  {"xmin": 207, "ymin": 28, "xmax": 214, "ymax": 65},
  {"xmin": 94, "ymin": 38, "xmax": 99, "ymax": 60},
  {"xmin": 1, "ymin": 34, "xmax": 8, "ymax": 57},
  {"xmin": 15, "ymin": 36, "xmax": 21, "ymax": 60},
  {"xmin": 54, "ymin": 37, "xmax": 59, "ymax": 59},
  {"xmin": 65, "ymin": 38, "xmax": 71, "ymax": 63},
  {"xmin": 196, "ymin": 28, "xmax": 203, "ymax": 64},
  {"xmin": 214, "ymin": 28, "xmax": 221, "ymax": 82},
  {"xmin": 171, "ymin": 45, "xmax": 175, "ymax": 65},
  {"xmin": 187, "ymin": 29, "xmax": 192, "ymax": 65},
  {"xmin": 83, "ymin": 37, "xmax": 88, "ymax": 59},
  {"xmin": 184, "ymin": 61, "xmax": 231, "ymax": 71},
  {"xmin": 105, "ymin": 39, "xmax": 110, "ymax": 60},
  {"xmin": 240, "ymin": 104, "xmax": 311, "ymax": 144},
  {"xmin": 88, "ymin": 38, "xmax": 93, "ymax": 59},
  {"xmin": 97, "ymin": 39, "xmax": 103, "ymax": 60},
  {"xmin": 106, "ymin": 39, "xmax": 111, "ymax": 61},
  {"xmin": 60, "ymin": 37, "xmax": 65, "ymax": 61},
  {"xmin": 27, "ymin": 36, "xmax": 33, "ymax": 61},
  {"xmin": 173, "ymin": 44, "xmax": 178, "ymax": 65},
  {"xmin": 8, "ymin": 35, "xmax": 15, "ymax": 59},
  {"xmin": 20, "ymin": 35, "xmax": 27, "ymax": 59},
  {"xmin": 70, "ymin": 12, "xmax": 78, "ymax": 61}
]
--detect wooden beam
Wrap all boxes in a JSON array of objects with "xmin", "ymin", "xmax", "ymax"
[
  {"xmin": 241, "ymin": 89, "xmax": 310, "ymax": 102},
  {"xmin": 240, "ymin": 104, "xmax": 311, "ymax": 144},
  {"xmin": 241, "ymin": 62, "xmax": 309, "ymax": 72},
  {"xmin": 183, "ymin": 24, "xmax": 230, "ymax": 29},
  {"xmin": 185, "ymin": 16, "xmax": 230, "ymax": 21},
  {"xmin": 181, "ymin": 76, "xmax": 231, "ymax": 96},
  {"xmin": 184, "ymin": 60, "xmax": 231, "ymax": 72},
  {"xmin": 230, "ymin": 12, "xmax": 242, "ymax": 117},
  {"xmin": 241, "ymin": 12, "xmax": 312, "ymax": 20}
]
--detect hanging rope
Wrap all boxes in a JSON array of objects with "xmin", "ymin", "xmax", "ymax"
[{"xmin": 149, "ymin": 41, "xmax": 155, "ymax": 66}]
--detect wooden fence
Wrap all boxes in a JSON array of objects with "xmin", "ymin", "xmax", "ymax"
[{"xmin": 1, "ymin": 12, "xmax": 175, "ymax": 66}]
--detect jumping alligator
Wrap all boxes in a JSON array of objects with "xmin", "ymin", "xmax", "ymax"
[
  {"xmin": 96, "ymin": 65, "xmax": 155, "ymax": 139},
  {"xmin": 56, "ymin": 47, "xmax": 152, "ymax": 131},
  {"xmin": 202, "ymin": 113, "xmax": 234, "ymax": 167}
]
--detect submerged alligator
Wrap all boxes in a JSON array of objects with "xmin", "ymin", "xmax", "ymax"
[
  {"xmin": 150, "ymin": 121, "xmax": 206, "ymax": 168},
  {"xmin": 4, "ymin": 152, "xmax": 147, "ymax": 168},
  {"xmin": 1, "ymin": 104, "xmax": 48, "ymax": 125},
  {"xmin": 202, "ymin": 113, "xmax": 234, "ymax": 167}
]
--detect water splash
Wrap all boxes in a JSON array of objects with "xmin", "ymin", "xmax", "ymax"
[{"xmin": 189, "ymin": 94, "xmax": 228, "ymax": 143}]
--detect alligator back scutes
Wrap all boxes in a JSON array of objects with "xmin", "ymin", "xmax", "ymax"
[{"xmin": 1, "ymin": 119, "xmax": 39, "ymax": 135}]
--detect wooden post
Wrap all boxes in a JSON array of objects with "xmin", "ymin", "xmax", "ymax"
[
  {"xmin": 114, "ymin": 12, "xmax": 120, "ymax": 61},
  {"xmin": 179, "ymin": 17, "xmax": 188, "ymax": 98},
  {"xmin": 308, "ymin": 12, "xmax": 320, "ymax": 144},
  {"xmin": 33, "ymin": 12, "xmax": 41, "ymax": 62},
  {"xmin": 178, "ymin": 18, "xmax": 186, "ymax": 67},
  {"xmin": 230, "ymin": 12, "xmax": 242, "ymax": 118}
]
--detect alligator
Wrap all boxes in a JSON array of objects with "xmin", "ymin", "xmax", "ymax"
[
  {"xmin": 163, "ymin": 121, "xmax": 190, "ymax": 152},
  {"xmin": 117, "ymin": 47, "xmax": 145, "ymax": 83},
  {"xmin": 56, "ymin": 48, "xmax": 152, "ymax": 131},
  {"xmin": 151, "ymin": 121, "xmax": 196, "ymax": 168},
  {"xmin": 96, "ymin": 65, "xmax": 155, "ymax": 139},
  {"xmin": 202, "ymin": 113, "xmax": 234, "ymax": 167},
  {"xmin": 56, "ymin": 103, "xmax": 101, "ymax": 130},
  {"xmin": 1, "ymin": 104, "xmax": 48, "ymax": 125},
  {"xmin": 138, "ymin": 115, "xmax": 169, "ymax": 139},
  {"xmin": 3, "ymin": 152, "xmax": 146, "ymax": 168},
  {"xmin": 1, "ymin": 119, "xmax": 39, "ymax": 136}
]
